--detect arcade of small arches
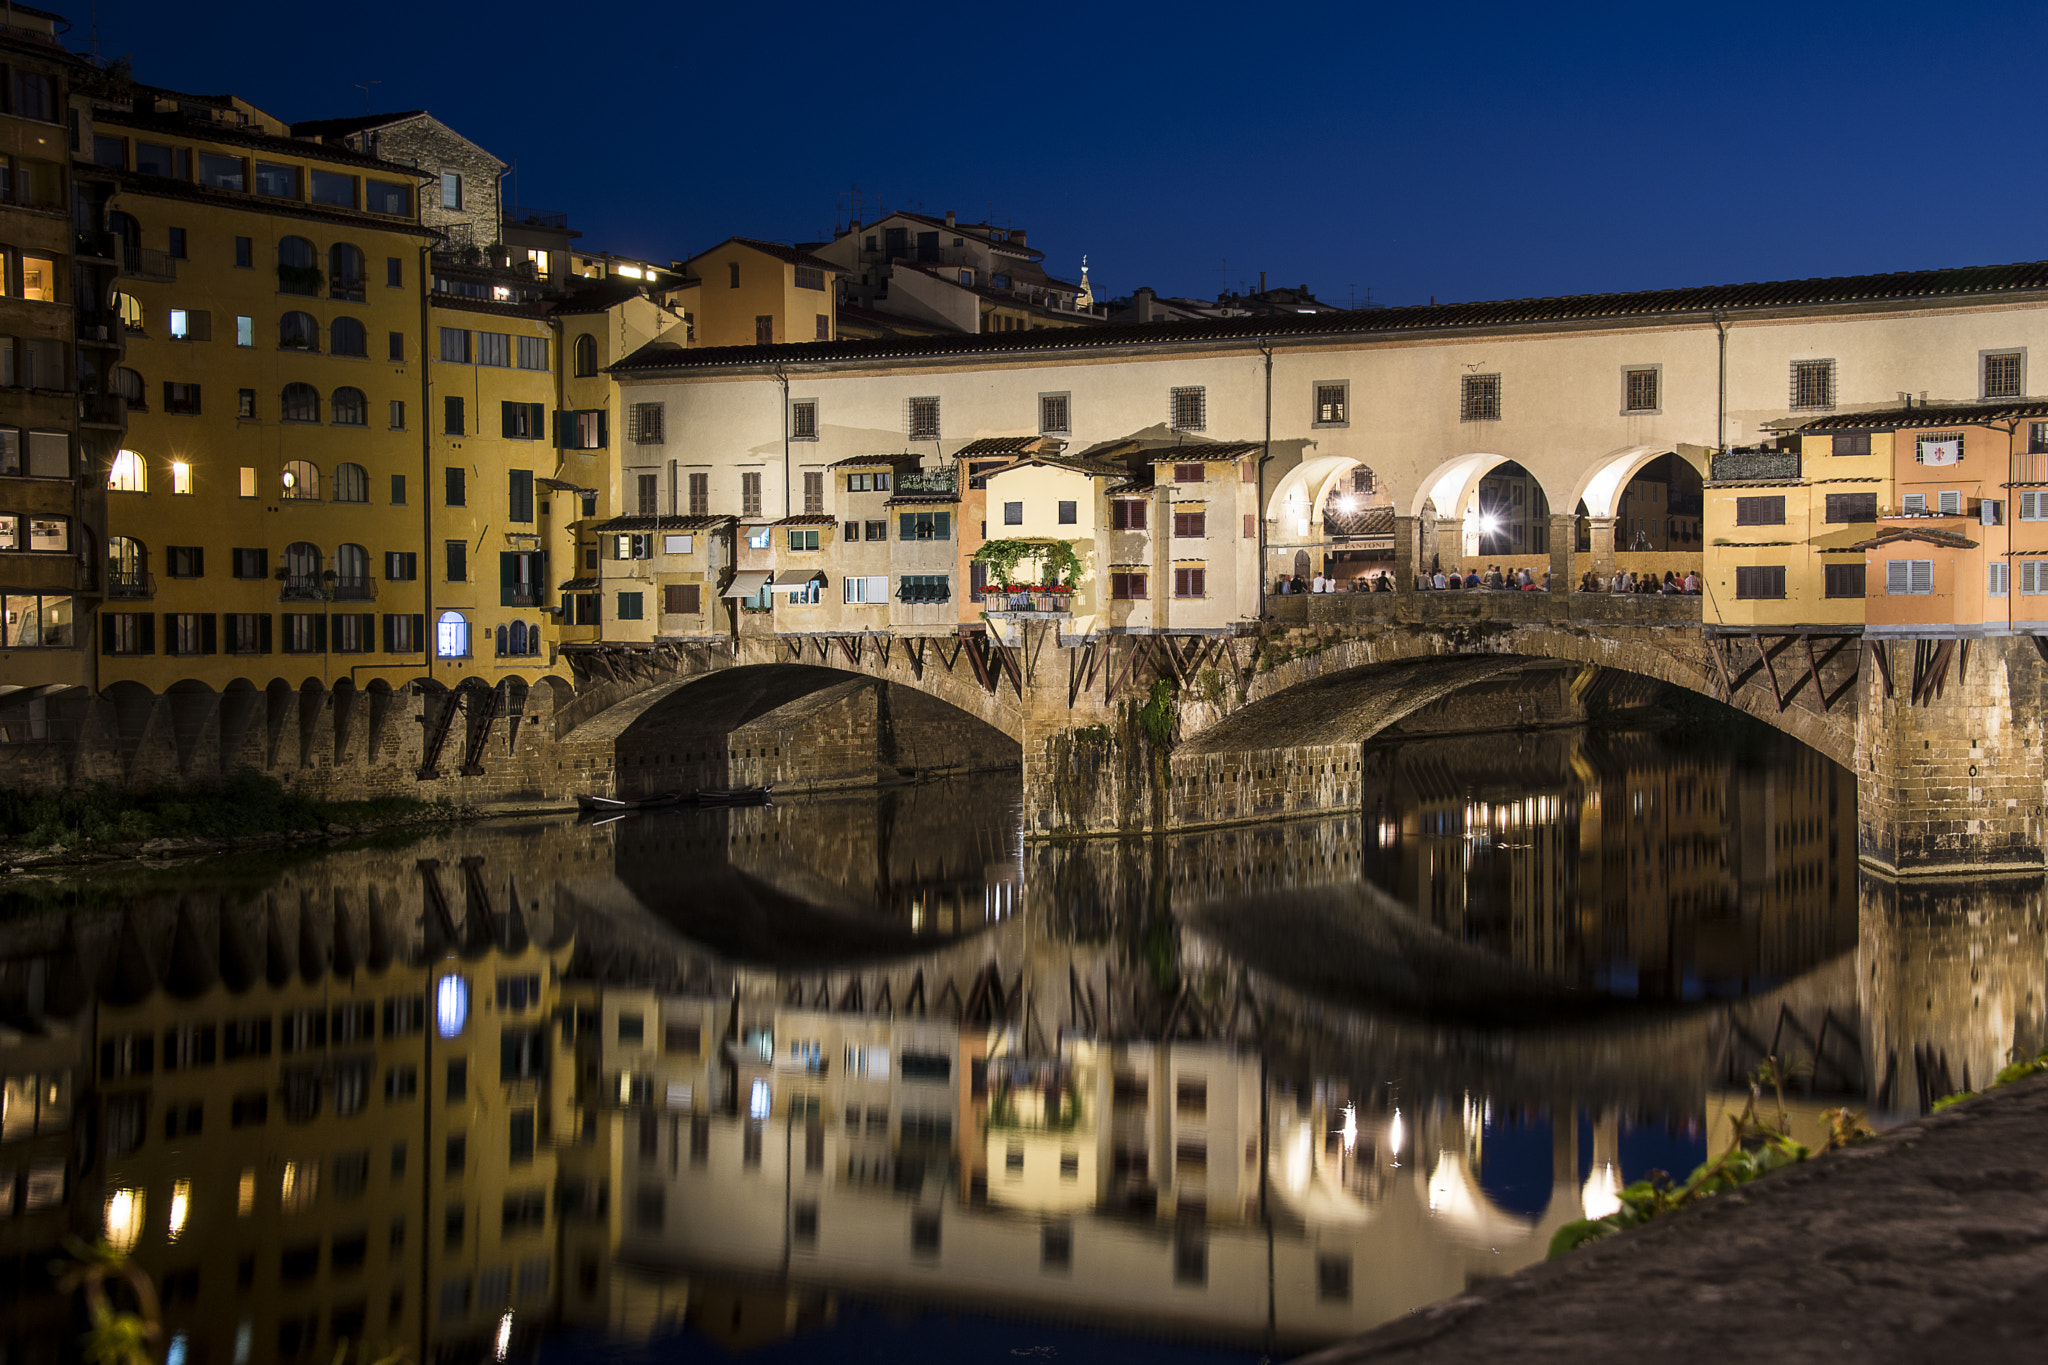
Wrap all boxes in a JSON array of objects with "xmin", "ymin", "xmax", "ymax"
[
  {"xmin": 107, "ymin": 450, "xmax": 377, "ymax": 500},
  {"xmin": 1264, "ymin": 446, "xmax": 1706, "ymax": 583}
]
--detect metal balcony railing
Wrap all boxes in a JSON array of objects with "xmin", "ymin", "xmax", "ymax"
[
  {"xmin": 331, "ymin": 575, "xmax": 377, "ymax": 601},
  {"xmin": 124, "ymin": 247, "xmax": 178, "ymax": 281},
  {"xmin": 279, "ymin": 574, "xmax": 325, "ymax": 601},
  {"xmin": 78, "ymin": 393, "xmax": 125, "ymax": 427},
  {"xmin": 106, "ymin": 570, "xmax": 154, "ymax": 600}
]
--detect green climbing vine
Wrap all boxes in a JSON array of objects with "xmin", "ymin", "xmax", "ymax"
[
  {"xmin": 1137, "ymin": 679, "xmax": 1176, "ymax": 749},
  {"xmin": 972, "ymin": 537, "xmax": 1081, "ymax": 589}
]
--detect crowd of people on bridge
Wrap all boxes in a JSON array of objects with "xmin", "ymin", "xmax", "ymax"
[{"xmin": 1275, "ymin": 564, "xmax": 1703, "ymax": 595}]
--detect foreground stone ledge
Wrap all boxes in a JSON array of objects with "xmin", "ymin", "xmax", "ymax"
[{"xmin": 1295, "ymin": 1073, "xmax": 2048, "ymax": 1364}]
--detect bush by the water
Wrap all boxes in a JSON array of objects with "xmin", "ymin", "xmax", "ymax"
[{"xmin": 0, "ymin": 772, "xmax": 440, "ymax": 849}]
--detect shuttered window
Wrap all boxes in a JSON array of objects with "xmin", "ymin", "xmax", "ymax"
[
  {"xmin": 1823, "ymin": 564, "xmax": 1865, "ymax": 598},
  {"xmin": 1989, "ymin": 563, "xmax": 2010, "ymax": 597},
  {"xmin": 1110, "ymin": 572, "xmax": 1147, "ymax": 600},
  {"xmin": 1173, "ymin": 567, "xmax": 1206, "ymax": 598},
  {"xmin": 1823, "ymin": 492, "xmax": 1876, "ymax": 523},
  {"xmin": 1172, "ymin": 511, "xmax": 1206, "ymax": 538},
  {"xmin": 1734, "ymin": 496, "xmax": 1785, "ymax": 526},
  {"xmin": 1885, "ymin": 559, "xmax": 1934, "ymax": 595},
  {"xmin": 662, "ymin": 584, "xmax": 701, "ymax": 615},
  {"xmin": 1111, "ymin": 501, "xmax": 1147, "ymax": 530},
  {"xmin": 1734, "ymin": 566, "xmax": 1785, "ymax": 599}
]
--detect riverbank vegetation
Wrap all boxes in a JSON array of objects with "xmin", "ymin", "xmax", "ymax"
[
  {"xmin": 0, "ymin": 772, "xmax": 450, "ymax": 851},
  {"xmin": 1549, "ymin": 1059, "xmax": 1875, "ymax": 1257}
]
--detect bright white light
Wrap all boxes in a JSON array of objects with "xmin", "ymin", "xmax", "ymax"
[
  {"xmin": 104, "ymin": 1187, "xmax": 143, "ymax": 1252},
  {"xmin": 1337, "ymin": 494, "xmax": 1358, "ymax": 514},
  {"xmin": 494, "ymin": 1311, "xmax": 514, "ymax": 1361},
  {"xmin": 1388, "ymin": 1108, "xmax": 1405, "ymax": 1159},
  {"xmin": 616, "ymin": 265, "xmax": 645, "ymax": 279},
  {"xmin": 1478, "ymin": 515, "xmax": 1500, "ymax": 536},
  {"xmin": 1582, "ymin": 1162, "xmax": 1622, "ymax": 1220},
  {"xmin": 1339, "ymin": 1102, "xmax": 1358, "ymax": 1153},
  {"xmin": 436, "ymin": 975, "xmax": 469, "ymax": 1038},
  {"xmin": 749, "ymin": 1078, "xmax": 771, "ymax": 1120},
  {"xmin": 166, "ymin": 1334, "xmax": 189, "ymax": 1365},
  {"xmin": 167, "ymin": 1178, "xmax": 190, "ymax": 1242}
]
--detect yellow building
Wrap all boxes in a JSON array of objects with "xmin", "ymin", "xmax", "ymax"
[
  {"xmin": 1701, "ymin": 435, "xmax": 1890, "ymax": 630},
  {"xmin": 675, "ymin": 238, "xmax": 840, "ymax": 348},
  {"xmin": 89, "ymin": 894, "xmax": 573, "ymax": 1363},
  {"xmin": 88, "ymin": 87, "xmax": 436, "ymax": 689}
]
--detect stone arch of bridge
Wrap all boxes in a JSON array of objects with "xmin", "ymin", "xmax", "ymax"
[
  {"xmin": 1568, "ymin": 444, "xmax": 1706, "ymax": 520},
  {"xmin": 1186, "ymin": 625, "xmax": 1858, "ymax": 770},
  {"xmin": 1266, "ymin": 453, "xmax": 1394, "ymax": 530}
]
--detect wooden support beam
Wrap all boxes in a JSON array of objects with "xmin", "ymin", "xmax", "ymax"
[
  {"xmin": 966, "ymin": 635, "xmax": 995, "ymax": 693},
  {"xmin": 837, "ymin": 635, "xmax": 860, "ymax": 668},
  {"xmin": 1708, "ymin": 636, "xmax": 1738, "ymax": 699},
  {"xmin": 1869, "ymin": 639, "xmax": 1894, "ymax": 699},
  {"xmin": 907, "ymin": 637, "xmax": 926, "ymax": 681},
  {"xmin": 1753, "ymin": 632, "xmax": 1787, "ymax": 711}
]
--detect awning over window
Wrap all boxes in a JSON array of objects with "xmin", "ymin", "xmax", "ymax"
[
  {"xmin": 771, "ymin": 569, "xmax": 826, "ymax": 587},
  {"xmin": 722, "ymin": 570, "xmax": 773, "ymax": 598}
]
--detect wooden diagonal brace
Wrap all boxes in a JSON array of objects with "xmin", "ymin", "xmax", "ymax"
[
  {"xmin": 1869, "ymin": 639, "xmax": 1894, "ymax": 699},
  {"xmin": 1753, "ymin": 632, "xmax": 1787, "ymax": 711}
]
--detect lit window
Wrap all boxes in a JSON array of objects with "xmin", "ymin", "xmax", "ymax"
[
  {"xmin": 436, "ymin": 973, "xmax": 470, "ymax": 1035},
  {"xmin": 169, "ymin": 308, "xmax": 189, "ymax": 339},
  {"xmin": 108, "ymin": 449, "xmax": 146, "ymax": 492},
  {"xmin": 238, "ymin": 1167, "xmax": 256, "ymax": 1215},
  {"xmin": 749, "ymin": 1078, "xmax": 771, "ymax": 1120},
  {"xmin": 238, "ymin": 467, "xmax": 256, "ymax": 497},
  {"xmin": 167, "ymin": 1178, "xmax": 191, "ymax": 1241},
  {"xmin": 104, "ymin": 1187, "xmax": 144, "ymax": 1251},
  {"xmin": 171, "ymin": 461, "xmax": 192, "ymax": 495}
]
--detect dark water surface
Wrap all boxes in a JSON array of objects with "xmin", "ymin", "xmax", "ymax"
[{"xmin": 0, "ymin": 720, "xmax": 2036, "ymax": 1365}]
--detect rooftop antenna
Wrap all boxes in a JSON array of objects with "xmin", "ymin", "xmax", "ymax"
[
  {"xmin": 354, "ymin": 79, "xmax": 381, "ymax": 113},
  {"xmin": 87, "ymin": 4, "xmax": 100, "ymax": 63}
]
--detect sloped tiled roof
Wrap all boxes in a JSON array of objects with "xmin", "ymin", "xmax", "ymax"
[
  {"xmin": 956, "ymin": 436, "xmax": 1054, "ymax": 457},
  {"xmin": 685, "ymin": 236, "xmax": 839, "ymax": 273},
  {"xmin": 827, "ymin": 452, "xmax": 925, "ymax": 468},
  {"xmin": 1147, "ymin": 442, "xmax": 1262, "ymax": 462},
  {"xmin": 1799, "ymin": 400, "xmax": 2048, "ymax": 431},
  {"xmin": 587, "ymin": 515, "xmax": 731, "ymax": 533},
  {"xmin": 613, "ymin": 258, "xmax": 2048, "ymax": 374},
  {"xmin": 1845, "ymin": 526, "xmax": 1980, "ymax": 551}
]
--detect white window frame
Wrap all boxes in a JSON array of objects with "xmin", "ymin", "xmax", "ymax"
[{"xmin": 1886, "ymin": 559, "xmax": 1934, "ymax": 595}]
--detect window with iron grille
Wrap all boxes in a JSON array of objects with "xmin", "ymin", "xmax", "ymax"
[
  {"xmin": 1459, "ymin": 374, "xmax": 1500, "ymax": 422},
  {"xmin": 791, "ymin": 400, "xmax": 818, "ymax": 440},
  {"xmin": 803, "ymin": 471, "xmax": 824, "ymax": 515},
  {"xmin": 1173, "ymin": 566, "xmax": 1207, "ymax": 598},
  {"xmin": 1734, "ymin": 565, "xmax": 1786, "ymax": 599},
  {"xmin": 1314, "ymin": 383, "xmax": 1347, "ymax": 425},
  {"xmin": 907, "ymin": 397, "xmax": 940, "ymax": 440},
  {"xmin": 1824, "ymin": 563, "xmax": 1866, "ymax": 598},
  {"xmin": 1170, "ymin": 387, "xmax": 1206, "ymax": 431},
  {"xmin": 1885, "ymin": 559, "xmax": 1934, "ymax": 595},
  {"xmin": 1623, "ymin": 367, "xmax": 1659, "ymax": 412},
  {"xmin": 1040, "ymin": 393, "xmax": 1070, "ymax": 433},
  {"xmin": 1734, "ymin": 496, "xmax": 1785, "ymax": 526},
  {"xmin": 1824, "ymin": 492, "xmax": 1876, "ymax": 523},
  {"xmin": 630, "ymin": 403, "xmax": 665, "ymax": 444},
  {"xmin": 1984, "ymin": 352, "xmax": 2024, "ymax": 399},
  {"xmin": 897, "ymin": 574, "xmax": 950, "ymax": 604},
  {"xmin": 1789, "ymin": 360, "xmax": 1835, "ymax": 410}
]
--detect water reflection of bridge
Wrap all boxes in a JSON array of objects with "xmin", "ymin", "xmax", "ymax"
[{"xmin": 0, "ymin": 758, "xmax": 2036, "ymax": 1361}]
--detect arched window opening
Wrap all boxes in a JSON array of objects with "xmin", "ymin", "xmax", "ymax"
[
  {"xmin": 112, "ymin": 291, "xmax": 143, "ymax": 332},
  {"xmin": 495, "ymin": 624, "xmax": 509, "ymax": 657},
  {"xmin": 572, "ymin": 333, "xmax": 597, "ymax": 377},
  {"xmin": 331, "ymin": 388, "xmax": 367, "ymax": 427},
  {"xmin": 332, "ymin": 462, "xmax": 368, "ymax": 501},
  {"xmin": 1615, "ymin": 453, "xmax": 1706, "ymax": 553},
  {"xmin": 281, "ymin": 459, "xmax": 320, "ymax": 501},
  {"xmin": 281, "ymin": 383, "xmax": 320, "ymax": 423},
  {"xmin": 436, "ymin": 611, "xmax": 469, "ymax": 659},
  {"xmin": 335, "ymin": 543, "xmax": 371, "ymax": 599},
  {"xmin": 112, "ymin": 367, "xmax": 144, "ymax": 405},
  {"xmin": 328, "ymin": 243, "xmax": 365, "ymax": 300},
  {"xmin": 525, "ymin": 620, "xmax": 540, "ymax": 655},
  {"xmin": 330, "ymin": 316, "xmax": 367, "ymax": 356},
  {"xmin": 279, "ymin": 311, "xmax": 319, "ymax": 351},
  {"xmin": 283, "ymin": 541, "xmax": 322, "ymax": 598},
  {"xmin": 107, "ymin": 448, "xmax": 146, "ymax": 493},
  {"xmin": 1471, "ymin": 461, "xmax": 1551, "ymax": 560},
  {"xmin": 278, "ymin": 236, "xmax": 320, "ymax": 295},
  {"xmin": 107, "ymin": 536, "xmax": 147, "ymax": 596}
]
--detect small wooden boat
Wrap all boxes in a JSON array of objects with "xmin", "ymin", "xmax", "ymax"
[
  {"xmin": 575, "ymin": 790, "xmax": 684, "ymax": 812},
  {"xmin": 692, "ymin": 785, "xmax": 774, "ymax": 807}
]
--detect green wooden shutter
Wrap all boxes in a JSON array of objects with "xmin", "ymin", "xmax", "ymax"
[
  {"xmin": 259, "ymin": 614, "xmax": 273, "ymax": 653},
  {"xmin": 934, "ymin": 512, "xmax": 950, "ymax": 540},
  {"xmin": 501, "ymin": 401, "xmax": 516, "ymax": 438},
  {"xmin": 899, "ymin": 513, "xmax": 913, "ymax": 540}
]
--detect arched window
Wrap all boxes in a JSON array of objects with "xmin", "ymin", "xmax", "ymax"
[
  {"xmin": 573, "ymin": 333, "xmax": 597, "ymax": 377},
  {"xmin": 112, "ymin": 367, "xmax": 144, "ymax": 404},
  {"xmin": 278, "ymin": 236, "xmax": 320, "ymax": 295},
  {"xmin": 107, "ymin": 448, "xmax": 146, "ymax": 492},
  {"xmin": 281, "ymin": 459, "xmax": 320, "ymax": 500},
  {"xmin": 113, "ymin": 291, "xmax": 143, "ymax": 332},
  {"xmin": 331, "ymin": 388, "xmax": 367, "ymax": 426},
  {"xmin": 334, "ymin": 543, "xmax": 370, "ymax": 597},
  {"xmin": 330, "ymin": 316, "xmax": 367, "ymax": 356},
  {"xmin": 283, "ymin": 541, "xmax": 322, "ymax": 596},
  {"xmin": 495, "ymin": 623, "xmax": 509, "ymax": 657},
  {"xmin": 436, "ymin": 611, "xmax": 469, "ymax": 659},
  {"xmin": 279, "ymin": 311, "xmax": 319, "ymax": 351},
  {"xmin": 107, "ymin": 536, "xmax": 146, "ymax": 593},
  {"xmin": 281, "ymin": 383, "xmax": 320, "ymax": 423},
  {"xmin": 508, "ymin": 620, "xmax": 526, "ymax": 655},
  {"xmin": 332, "ymin": 462, "xmax": 368, "ymax": 501},
  {"xmin": 328, "ymin": 243, "xmax": 365, "ymax": 300}
]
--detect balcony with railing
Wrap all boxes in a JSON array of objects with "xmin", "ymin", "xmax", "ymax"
[
  {"xmin": 74, "ymin": 229, "xmax": 115, "ymax": 261},
  {"xmin": 1709, "ymin": 447, "xmax": 1801, "ymax": 482},
  {"xmin": 279, "ymin": 574, "xmax": 325, "ymax": 602},
  {"xmin": 507, "ymin": 206, "xmax": 569, "ymax": 230},
  {"xmin": 75, "ymin": 310, "xmax": 119, "ymax": 345},
  {"xmin": 331, "ymin": 575, "xmax": 377, "ymax": 602},
  {"xmin": 78, "ymin": 393, "xmax": 126, "ymax": 428},
  {"xmin": 106, "ymin": 570, "xmax": 154, "ymax": 600},
  {"xmin": 123, "ymin": 247, "xmax": 177, "ymax": 282}
]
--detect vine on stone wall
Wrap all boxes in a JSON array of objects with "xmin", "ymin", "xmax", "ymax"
[{"xmin": 971, "ymin": 538, "xmax": 1081, "ymax": 589}]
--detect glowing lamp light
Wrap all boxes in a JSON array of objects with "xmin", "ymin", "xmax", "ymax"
[
  {"xmin": 1477, "ymin": 514, "xmax": 1500, "ymax": 536},
  {"xmin": 749, "ymin": 1078, "xmax": 771, "ymax": 1120},
  {"xmin": 104, "ymin": 1187, "xmax": 144, "ymax": 1252},
  {"xmin": 1388, "ymin": 1108, "xmax": 1405, "ymax": 1160},
  {"xmin": 1582, "ymin": 1161, "xmax": 1623, "ymax": 1220},
  {"xmin": 494, "ymin": 1311, "xmax": 514, "ymax": 1361},
  {"xmin": 436, "ymin": 975, "xmax": 470, "ymax": 1039},
  {"xmin": 281, "ymin": 468, "xmax": 297, "ymax": 490},
  {"xmin": 1339, "ymin": 1102, "xmax": 1358, "ymax": 1153},
  {"xmin": 1337, "ymin": 494, "xmax": 1358, "ymax": 514}
]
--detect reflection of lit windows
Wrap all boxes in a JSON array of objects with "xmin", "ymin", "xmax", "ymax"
[
  {"xmin": 104, "ymin": 1187, "xmax": 144, "ymax": 1251},
  {"xmin": 743, "ymin": 1026, "xmax": 773, "ymax": 1061},
  {"xmin": 167, "ymin": 1178, "xmax": 191, "ymax": 1241},
  {"xmin": 280, "ymin": 1159, "xmax": 318, "ymax": 1212},
  {"xmin": 749, "ymin": 1079, "xmax": 771, "ymax": 1120},
  {"xmin": 436, "ymin": 975, "xmax": 470, "ymax": 1037},
  {"xmin": 237, "ymin": 1167, "xmax": 256, "ymax": 1215},
  {"xmin": 165, "ymin": 1335, "xmax": 189, "ymax": 1365}
]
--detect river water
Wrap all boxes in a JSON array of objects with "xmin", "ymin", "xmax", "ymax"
[{"xmin": 0, "ymin": 715, "xmax": 2036, "ymax": 1364}]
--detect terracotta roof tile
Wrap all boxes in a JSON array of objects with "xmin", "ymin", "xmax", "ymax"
[{"xmin": 1798, "ymin": 400, "xmax": 2048, "ymax": 431}]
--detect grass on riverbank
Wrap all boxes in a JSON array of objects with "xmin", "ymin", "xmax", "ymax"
[{"xmin": 0, "ymin": 772, "xmax": 448, "ymax": 850}]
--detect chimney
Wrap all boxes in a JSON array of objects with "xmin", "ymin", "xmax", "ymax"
[
  {"xmin": 1258, "ymin": 271, "xmax": 1267, "ymax": 294},
  {"xmin": 1011, "ymin": 228, "xmax": 1026, "ymax": 247},
  {"xmin": 945, "ymin": 209, "xmax": 956, "ymax": 228}
]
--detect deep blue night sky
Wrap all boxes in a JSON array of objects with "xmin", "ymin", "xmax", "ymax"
[{"xmin": 70, "ymin": 0, "xmax": 2048, "ymax": 306}]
